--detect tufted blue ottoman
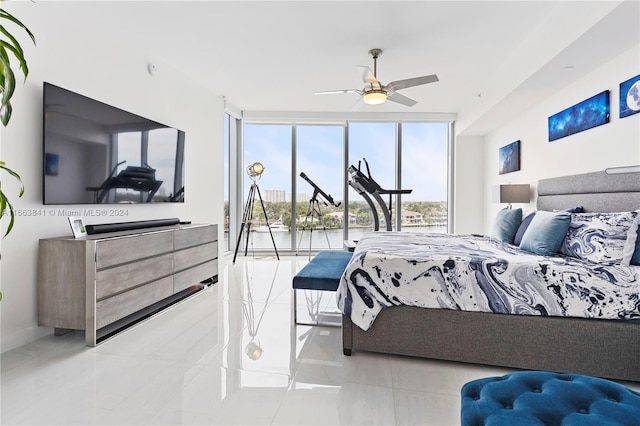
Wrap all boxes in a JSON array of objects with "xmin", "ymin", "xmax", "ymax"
[{"xmin": 461, "ymin": 371, "xmax": 640, "ymax": 425}]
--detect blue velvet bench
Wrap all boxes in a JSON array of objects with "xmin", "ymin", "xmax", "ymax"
[
  {"xmin": 461, "ymin": 371, "xmax": 640, "ymax": 426},
  {"xmin": 292, "ymin": 251, "xmax": 353, "ymax": 326}
]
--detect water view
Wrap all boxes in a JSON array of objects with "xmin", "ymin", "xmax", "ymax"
[{"xmin": 227, "ymin": 224, "xmax": 448, "ymax": 254}]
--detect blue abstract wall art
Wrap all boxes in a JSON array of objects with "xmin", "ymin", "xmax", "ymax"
[
  {"xmin": 548, "ymin": 90, "xmax": 610, "ymax": 142},
  {"xmin": 620, "ymin": 74, "xmax": 640, "ymax": 119},
  {"xmin": 45, "ymin": 153, "xmax": 59, "ymax": 176},
  {"xmin": 499, "ymin": 140, "xmax": 520, "ymax": 175}
]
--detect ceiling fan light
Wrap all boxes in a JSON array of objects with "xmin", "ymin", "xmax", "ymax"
[{"xmin": 363, "ymin": 90, "xmax": 387, "ymax": 105}]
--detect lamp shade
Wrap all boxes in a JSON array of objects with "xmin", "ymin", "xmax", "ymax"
[
  {"xmin": 363, "ymin": 90, "xmax": 387, "ymax": 105},
  {"xmin": 247, "ymin": 162, "xmax": 264, "ymax": 179},
  {"xmin": 493, "ymin": 184, "xmax": 530, "ymax": 204}
]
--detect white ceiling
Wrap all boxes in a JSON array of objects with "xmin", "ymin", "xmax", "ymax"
[{"xmin": 61, "ymin": 1, "xmax": 640, "ymax": 135}]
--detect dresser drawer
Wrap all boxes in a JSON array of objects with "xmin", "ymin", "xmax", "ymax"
[
  {"xmin": 96, "ymin": 276, "xmax": 173, "ymax": 328},
  {"xmin": 96, "ymin": 231, "xmax": 174, "ymax": 269},
  {"xmin": 174, "ymin": 225, "xmax": 217, "ymax": 250},
  {"xmin": 96, "ymin": 253, "xmax": 173, "ymax": 300},
  {"xmin": 174, "ymin": 260, "xmax": 218, "ymax": 293},
  {"xmin": 174, "ymin": 242, "xmax": 218, "ymax": 272}
]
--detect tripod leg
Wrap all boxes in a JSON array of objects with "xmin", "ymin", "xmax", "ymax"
[
  {"xmin": 233, "ymin": 185, "xmax": 256, "ymax": 264},
  {"xmin": 254, "ymin": 185, "xmax": 279, "ymax": 260},
  {"xmin": 243, "ymin": 186, "xmax": 256, "ymax": 256},
  {"xmin": 297, "ymin": 199, "xmax": 314, "ymax": 255},
  {"xmin": 232, "ymin": 221, "xmax": 246, "ymax": 264},
  {"xmin": 316, "ymin": 201, "xmax": 332, "ymax": 250}
]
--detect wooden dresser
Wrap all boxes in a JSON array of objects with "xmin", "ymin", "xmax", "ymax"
[{"xmin": 37, "ymin": 223, "xmax": 218, "ymax": 346}]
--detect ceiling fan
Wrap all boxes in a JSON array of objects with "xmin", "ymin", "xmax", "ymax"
[{"xmin": 314, "ymin": 48, "xmax": 439, "ymax": 107}]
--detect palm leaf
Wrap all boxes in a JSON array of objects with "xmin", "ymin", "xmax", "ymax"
[
  {"xmin": 0, "ymin": 188, "xmax": 16, "ymax": 237},
  {"xmin": 0, "ymin": 161, "xmax": 24, "ymax": 237},
  {"xmin": 0, "ymin": 8, "xmax": 36, "ymax": 46},
  {"xmin": 0, "ymin": 47, "xmax": 16, "ymax": 106},
  {"xmin": 0, "ymin": 161, "xmax": 24, "ymax": 197},
  {"xmin": 0, "ymin": 27, "xmax": 29, "ymax": 79},
  {"xmin": 0, "ymin": 97, "xmax": 12, "ymax": 126}
]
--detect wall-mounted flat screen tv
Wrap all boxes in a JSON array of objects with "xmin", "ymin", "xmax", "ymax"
[{"xmin": 43, "ymin": 82, "xmax": 185, "ymax": 204}]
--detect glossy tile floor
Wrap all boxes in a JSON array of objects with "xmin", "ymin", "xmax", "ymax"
[{"xmin": 2, "ymin": 255, "xmax": 639, "ymax": 425}]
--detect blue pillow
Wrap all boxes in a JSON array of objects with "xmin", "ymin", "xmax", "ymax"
[
  {"xmin": 513, "ymin": 211, "xmax": 535, "ymax": 246},
  {"xmin": 622, "ymin": 219, "xmax": 640, "ymax": 266},
  {"xmin": 564, "ymin": 206, "xmax": 584, "ymax": 213},
  {"xmin": 633, "ymin": 233, "xmax": 640, "ymax": 266},
  {"xmin": 519, "ymin": 211, "xmax": 571, "ymax": 256},
  {"xmin": 491, "ymin": 208, "xmax": 522, "ymax": 244}
]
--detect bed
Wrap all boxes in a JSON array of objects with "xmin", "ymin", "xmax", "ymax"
[{"xmin": 338, "ymin": 169, "xmax": 640, "ymax": 382}]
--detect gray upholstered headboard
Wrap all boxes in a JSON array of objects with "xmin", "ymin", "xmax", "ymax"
[{"xmin": 537, "ymin": 170, "xmax": 640, "ymax": 212}]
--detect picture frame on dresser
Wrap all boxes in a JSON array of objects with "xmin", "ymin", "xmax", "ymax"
[{"xmin": 68, "ymin": 216, "xmax": 87, "ymax": 238}]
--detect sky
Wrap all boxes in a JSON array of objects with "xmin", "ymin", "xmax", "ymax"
[{"xmin": 225, "ymin": 120, "xmax": 449, "ymax": 204}]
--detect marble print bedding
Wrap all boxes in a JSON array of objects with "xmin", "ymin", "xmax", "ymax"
[{"xmin": 336, "ymin": 232, "xmax": 640, "ymax": 331}]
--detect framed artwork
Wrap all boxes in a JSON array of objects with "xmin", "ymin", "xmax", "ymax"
[
  {"xmin": 68, "ymin": 216, "xmax": 87, "ymax": 238},
  {"xmin": 45, "ymin": 153, "xmax": 59, "ymax": 176},
  {"xmin": 499, "ymin": 140, "xmax": 521, "ymax": 175},
  {"xmin": 548, "ymin": 90, "xmax": 610, "ymax": 141},
  {"xmin": 620, "ymin": 74, "xmax": 640, "ymax": 119}
]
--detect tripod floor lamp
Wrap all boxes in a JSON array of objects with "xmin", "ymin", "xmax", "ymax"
[{"xmin": 233, "ymin": 162, "xmax": 280, "ymax": 264}]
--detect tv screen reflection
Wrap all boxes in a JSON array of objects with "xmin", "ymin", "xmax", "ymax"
[{"xmin": 43, "ymin": 82, "xmax": 185, "ymax": 204}]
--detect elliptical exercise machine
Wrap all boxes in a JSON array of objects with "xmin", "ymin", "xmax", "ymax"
[{"xmin": 348, "ymin": 158, "xmax": 412, "ymax": 232}]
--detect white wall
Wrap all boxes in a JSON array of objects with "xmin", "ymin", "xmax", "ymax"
[
  {"xmin": 0, "ymin": 2, "xmax": 224, "ymax": 351},
  {"xmin": 480, "ymin": 44, "xmax": 640, "ymax": 233},
  {"xmin": 452, "ymin": 135, "xmax": 485, "ymax": 234}
]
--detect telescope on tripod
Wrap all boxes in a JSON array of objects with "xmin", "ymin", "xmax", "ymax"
[
  {"xmin": 297, "ymin": 172, "xmax": 341, "ymax": 258},
  {"xmin": 300, "ymin": 172, "xmax": 341, "ymax": 208}
]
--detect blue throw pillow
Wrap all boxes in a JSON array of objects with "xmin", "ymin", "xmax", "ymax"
[
  {"xmin": 513, "ymin": 211, "xmax": 536, "ymax": 246},
  {"xmin": 491, "ymin": 208, "xmax": 522, "ymax": 244},
  {"xmin": 622, "ymin": 219, "xmax": 640, "ymax": 266},
  {"xmin": 564, "ymin": 206, "xmax": 584, "ymax": 213},
  {"xmin": 519, "ymin": 211, "xmax": 571, "ymax": 256}
]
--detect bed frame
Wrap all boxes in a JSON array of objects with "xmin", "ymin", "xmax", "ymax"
[{"xmin": 342, "ymin": 169, "xmax": 640, "ymax": 382}]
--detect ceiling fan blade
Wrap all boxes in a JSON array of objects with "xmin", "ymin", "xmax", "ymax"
[
  {"xmin": 387, "ymin": 92, "xmax": 418, "ymax": 107},
  {"xmin": 386, "ymin": 74, "xmax": 439, "ymax": 92},
  {"xmin": 350, "ymin": 96, "xmax": 365, "ymax": 111},
  {"xmin": 357, "ymin": 66, "xmax": 381, "ymax": 89},
  {"xmin": 314, "ymin": 89, "xmax": 359, "ymax": 95}
]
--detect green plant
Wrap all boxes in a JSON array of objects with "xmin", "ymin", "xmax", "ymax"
[
  {"xmin": 1, "ymin": 1, "xmax": 35, "ymax": 125},
  {"xmin": 0, "ymin": 1, "xmax": 36, "ymax": 301},
  {"xmin": 0, "ymin": 160, "xmax": 24, "ymax": 237}
]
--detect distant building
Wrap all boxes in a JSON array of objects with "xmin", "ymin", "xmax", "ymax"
[
  {"xmin": 263, "ymin": 190, "xmax": 286, "ymax": 203},
  {"xmin": 296, "ymin": 193, "xmax": 310, "ymax": 203},
  {"xmin": 327, "ymin": 211, "xmax": 356, "ymax": 225},
  {"xmin": 401, "ymin": 210, "xmax": 424, "ymax": 224}
]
